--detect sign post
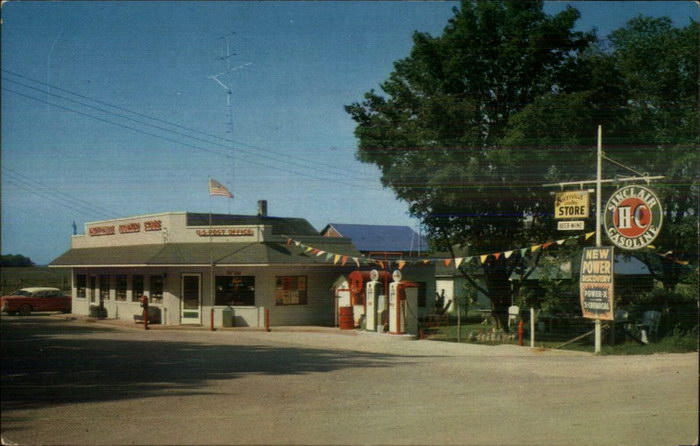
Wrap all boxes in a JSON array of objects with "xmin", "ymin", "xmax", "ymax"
[
  {"xmin": 594, "ymin": 126, "xmax": 603, "ymax": 353},
  {"xmin": 543, "ymin": 125, "xmax": 664, "ymax": 353}
]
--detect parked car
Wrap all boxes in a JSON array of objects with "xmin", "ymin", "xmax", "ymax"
[{"xmin": 1, "ymin": 287, "xmax": 71, "ymax": 316}]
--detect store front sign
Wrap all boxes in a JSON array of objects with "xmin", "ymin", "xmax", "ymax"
[
  {"xmin": 604, "ymin": 185, "xmax": 662, "ymax": 250},
  {"xmin": 88, "ymin": 219, "xmax": 162, "ymax": 237},
  {"xmin": 580, "ymin": 247, "xmax": 614, "ymax": 320},
  {"xmin": 195, "ymin": 228, "xmax": 255, "ymax": 237},
  {"xmin": 554, "ymin": 191, "xmax": 589, "ymax": 219}
]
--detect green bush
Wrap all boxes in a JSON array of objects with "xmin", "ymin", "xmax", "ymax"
[{"xmin": 628, "ymin": 286, "xmax": 698, "ymax": 337}]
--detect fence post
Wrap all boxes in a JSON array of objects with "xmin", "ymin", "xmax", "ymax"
[
  {"xmin": 456, "ymin": 299, "xmax": 461, "ymax": 342},
  {"xmin": 530, "ymin": 307, "xmax": 536, "ymax": 348}
]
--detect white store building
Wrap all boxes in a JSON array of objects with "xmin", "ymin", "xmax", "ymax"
[{"xmin": 50, "ymin": 208, "xmax": 362, "ymax": 328}]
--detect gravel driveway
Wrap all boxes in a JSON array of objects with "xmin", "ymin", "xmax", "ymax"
[{"xmin": 2, "ymin": 315, "xmax": 697, "ymax": 445}]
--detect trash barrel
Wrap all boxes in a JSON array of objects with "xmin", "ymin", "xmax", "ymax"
[{"xmin": 339, "ymin": 306, "xmax": 354, "ymax": 330}]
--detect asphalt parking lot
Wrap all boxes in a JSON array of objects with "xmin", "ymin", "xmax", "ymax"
[{"xmin": 1, "ymin": 315, "xmax": 698, "ymax": 446}]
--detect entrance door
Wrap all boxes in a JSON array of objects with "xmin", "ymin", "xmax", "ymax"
[{"xmin": 181, "ymin": 274, "xmax": 201, "ymax": 324}]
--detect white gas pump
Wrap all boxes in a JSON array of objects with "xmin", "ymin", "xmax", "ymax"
[
  {"xmin": 388, "ymin": 270, "xmax": 419, "ymax": 335},
  {"xmin": 365, "ymin": 270, "xmax": 382, "ymax": 332}
]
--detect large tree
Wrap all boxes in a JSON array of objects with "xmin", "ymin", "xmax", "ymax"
[
  {"xmin": 503, "ymin": 16, "xmax": 699, "ymax": 290},
  {"xmin": 346, "ymin": 1, "xmax": 699, "ymax": 328}
]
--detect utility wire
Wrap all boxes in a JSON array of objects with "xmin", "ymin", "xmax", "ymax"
[
  {"xmin": 2, "ymin": 70, "xmax": 375, "ymax": 179},
  {"xmin": 3, "ymin": 76, "xmax": 355, "ymax": 178},
  {"xmin": 2, "ymin": 167, "xmax": 118, "ymax": 219},
  {"xmin": 3, "ymin": 178, "xmax": 113, "ymax": 220},
  {"xmin": 2, "ymin": 86, "xmax": 383, "ymax": 191}
]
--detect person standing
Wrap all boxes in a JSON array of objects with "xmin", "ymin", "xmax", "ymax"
[{"xmin": 139, "ymin": 294, "xmax": 149, "ymax": 330}]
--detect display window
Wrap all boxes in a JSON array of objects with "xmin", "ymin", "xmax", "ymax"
[
  {"xmin": 150, "ymin": 275, "xmax": 164, "ymax": 304},
  {"xmin": 99, "ymin": 275, "xmax": 110, "ymax": 301},
  {"xmin": 76, "ymin": 274, "xmax": 87, "ymax": 299},
  {"xmin": 132, "ymin": 275, "xmax": 144, "ymax": 302},
  {"xmin": 275, "ymin": 276, "xmax": 307, "ymax": 305},
  {"xmin": 115, "ymin": 275, "xmax": 127, "ymax": 301},
  {"xmin": 215, "ymin": 276, "xmax": 255, "ymax": 306}
]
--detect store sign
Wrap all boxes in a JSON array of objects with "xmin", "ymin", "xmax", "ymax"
[
  {"xmin": 558, "ymin": 221, "xmax": 585, "ymax": 231},
  {"xmin": 554, "ymin": 191, "xmax": 589, "ymax": 219},
  {"xmin": 604, "ymin": 185, "xmax": 662, "ymax": 250},
  {"xmin": 580, "ymin": 247, "xmax": 614, "ymax": 320},
  {"xmin": 195, "ymin": 228, "xmax": 254, "ymax": 237},
  {"xmin": 88, "ymin": 220, "xmax": 162, "ymax": 237}
]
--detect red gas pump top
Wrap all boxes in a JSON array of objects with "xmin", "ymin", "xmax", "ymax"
[
  {"xmin": 349, "ymin": 270, "xmax": 391, "ymax": 305},
  {"xmin": 395, "ymin": 281, "xmax": 419, "ymax": 299}
]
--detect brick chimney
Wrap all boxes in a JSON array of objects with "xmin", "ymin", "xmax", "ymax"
[{"xmin": 257, "ymin": 200, "xmax": 268, "ymax": 217}]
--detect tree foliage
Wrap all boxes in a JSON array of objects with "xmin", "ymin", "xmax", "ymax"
[
  {"xmin": 1, "ymin": 254, "xmax": 35, "ymax": 267},
  {"xmin": 346, "ymin": 1, "xmax": 699, "ymax": 327}
]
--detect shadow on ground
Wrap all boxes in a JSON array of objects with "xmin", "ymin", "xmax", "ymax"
[{"xmin": 1, "ymin": 316, "xmax": 406, "ymax": 411}]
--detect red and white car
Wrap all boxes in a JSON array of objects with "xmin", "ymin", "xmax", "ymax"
[{"xmin": 1, "ymin": 287, "xmax": 72, "ymax": 316}]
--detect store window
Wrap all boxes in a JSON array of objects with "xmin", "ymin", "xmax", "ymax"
[
  {"xmin": 275, "ymin": 276, "xmax": 307, "ymax": 305},
  {"xmin": 215, "ymin": 276, "xmax": 255, "ymax": 306},
  {"xmin": 99, "ymin": 275, "xmax": 110, "ymax": 301},
  {"xmin": 76, "ymin": 274, "xmax": 87, "ymax": 299},
  {"xmin": 89, "ymin": 275, "xmax": 97, "ymax": 303},
  {"xmin": 132, "ymin": 275, "xmax": 144, "ymax": 302},
  {"xmin": 115, "ymin": 275, "xmax": 127, "ymax": 301},
  {"xmin": 150, "ymin": 275, "xmax": 163, "ymax": 304}
]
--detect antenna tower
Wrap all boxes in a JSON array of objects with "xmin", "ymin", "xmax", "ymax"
[{"xmin": 208, "ymin": 31, "xmax": 252, "ymax": 211}]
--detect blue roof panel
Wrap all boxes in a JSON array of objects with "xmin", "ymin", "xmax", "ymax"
[{"xmin": 326, "ymin": 223, "xmax": 428, "ymax": 253}]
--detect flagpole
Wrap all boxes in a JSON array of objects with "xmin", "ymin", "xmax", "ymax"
[{"xmin": 208, "ymin": 176, "xmax": 215, "ymax": 329}]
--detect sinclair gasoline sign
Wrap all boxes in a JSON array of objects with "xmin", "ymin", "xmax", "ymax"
[
  {"xmin": 604, "ymin": 185, "xmax": 663, "ymax": 250},
  {"xmin": 580, "ymin": 247, "xmax": 614, "ymax": 320}
]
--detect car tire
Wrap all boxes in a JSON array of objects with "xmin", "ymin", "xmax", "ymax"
[{"xmin": 19, "ymin": 304, "xmax": 32, "ymax": 316}]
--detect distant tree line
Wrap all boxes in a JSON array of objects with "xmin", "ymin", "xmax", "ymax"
[{"xmin": 1, "ymin": 254, "xmax": 35, "ymax": 267}]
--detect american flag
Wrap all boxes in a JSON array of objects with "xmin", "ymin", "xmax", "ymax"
[{"xmin": 208, "ymin": 178, "xmax": 233, "ymax": 198}]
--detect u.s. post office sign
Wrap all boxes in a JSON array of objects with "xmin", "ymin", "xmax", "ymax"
[
  {"xmin": 554, "ymin": 191, "xmax": 589, "ymax": 219},
  {"xmin": 604, "ymin": 185, "xmax": 663, "ymax": 250}
]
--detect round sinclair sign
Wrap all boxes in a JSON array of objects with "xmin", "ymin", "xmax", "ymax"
[{"xmin": 604, "ymin": 185, "xmax": 663, "ymax": 250}]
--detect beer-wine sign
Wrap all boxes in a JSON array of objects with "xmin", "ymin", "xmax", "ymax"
[
  {"xmin": 604, "ymin": 185, "xmax": 663, "ymax": 250},
  {"xmin": 580, "ymin": 247, "xmax": 614, "ymax": 320}
]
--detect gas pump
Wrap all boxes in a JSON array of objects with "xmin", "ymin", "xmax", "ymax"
[
  {"xmin": 388, "ymin": 270, "xmax": 419, "ymax": 335},
  {"xmin": 365, "ymin": 270, "xmax": 382, "ymax": 332}
]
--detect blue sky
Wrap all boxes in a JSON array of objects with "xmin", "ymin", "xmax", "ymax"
[{"xmin": 2, "ymin": 1, "xmax": 697, "ymax": 265}]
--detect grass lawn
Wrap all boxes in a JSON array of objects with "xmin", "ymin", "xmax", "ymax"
[{"xmin": 422, "ymin": 314, "xmax": 698, "ymax": 355}]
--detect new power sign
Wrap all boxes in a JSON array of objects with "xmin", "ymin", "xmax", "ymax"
[{"xmin": 580, "ymin": 247, "xmax": 614, "ymax": 320}]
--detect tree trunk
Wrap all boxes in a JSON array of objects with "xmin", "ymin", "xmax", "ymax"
[{"xmin": 483, "ymin": 258, "xmax": 514, "ymax": 332}]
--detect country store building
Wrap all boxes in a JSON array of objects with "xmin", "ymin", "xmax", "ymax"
[{"xmin": 50, "ymin": 207, "xmax": 369, "ymax": 328}]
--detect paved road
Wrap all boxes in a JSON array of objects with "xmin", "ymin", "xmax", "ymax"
[{"xmin": 1, "ymin": 315, "xmax": 697, "ymax": 445}]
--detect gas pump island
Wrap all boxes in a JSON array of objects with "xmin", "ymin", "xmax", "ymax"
[{"xmin": 365, "ymin": 269, "xmax": 419, "ymax": 336}]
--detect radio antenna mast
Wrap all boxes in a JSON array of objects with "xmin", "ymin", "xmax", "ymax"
[{"xmin": 208, "ymin": 31, "xmax": 252, "ymax": 212}]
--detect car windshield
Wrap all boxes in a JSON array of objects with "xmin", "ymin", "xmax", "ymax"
[{"xmin": 13, "ymin": 290, "xmax": 32, "ymax": 296}]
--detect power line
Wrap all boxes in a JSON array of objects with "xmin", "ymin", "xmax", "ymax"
[
  {"xmin": 3, "ymin": 177, "xmax": 113, "ymax": 220},
  {"xmin": 2, "ymin": 86, "xmax": 383, "ymax": 191},
  {"xmin": 2, "ymin": 167, "xmax": 118, "ymax": 219},
  {"xmin": 2, "ymin": 69, "xmax": 376, "ymax": 179}
]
